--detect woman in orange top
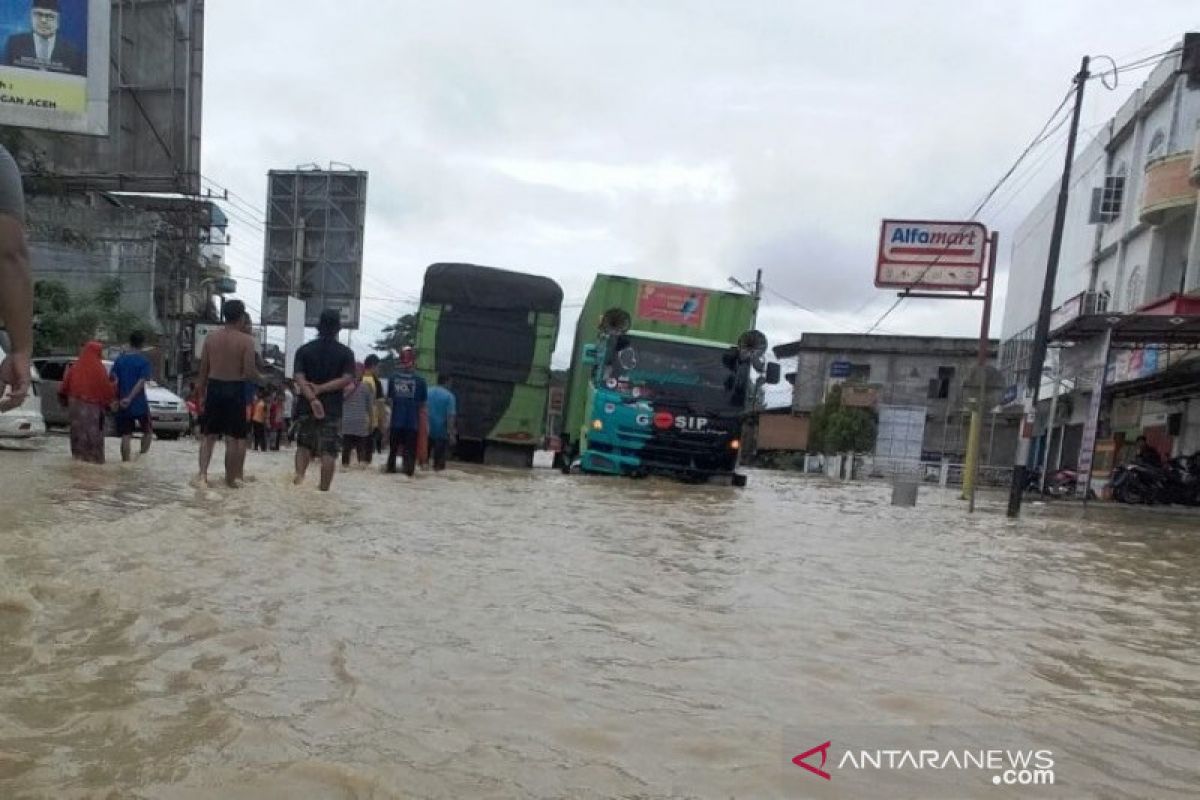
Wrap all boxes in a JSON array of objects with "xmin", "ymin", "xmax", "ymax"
[
  {"xmin": 251, "ymin": 390, "xmax": 268, "ymax": 452},
  {"xmin": 58, "ymin": 341, "xmax": 116, "ymax": 463}
]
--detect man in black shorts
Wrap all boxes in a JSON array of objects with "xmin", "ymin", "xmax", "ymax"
[
  {"xmin": 292, "ymin": 308, "xmax": 356, "ymax": 492},
  {"xmin": 196, "ymin": 299, "xmax": 258, "ymax": 487}
]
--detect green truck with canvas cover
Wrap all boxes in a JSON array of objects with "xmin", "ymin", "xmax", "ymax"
[
  {"xmin": 560, "ymin": 275, "xmax": 779, "ymax": 485},
  {"xmin": 415, "ymin": 263, "xmax": 563, "ymax": 468}
]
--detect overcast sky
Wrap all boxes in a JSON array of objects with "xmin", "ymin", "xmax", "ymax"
[{"xmin": 202, "ymin": 0, "xmax": 1199, "ymax": 391}]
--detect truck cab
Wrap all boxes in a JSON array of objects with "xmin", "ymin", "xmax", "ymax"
[{"xmin": 579, "ymin": 330, "xmax": 749, "ymax": 481}]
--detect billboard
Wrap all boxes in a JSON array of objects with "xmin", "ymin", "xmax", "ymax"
[
  {"xmin": 12, "ymin": 0, "xmax": 203, "ymax": 193},
  {"xmin": 0, "ymin": 0, "xmax": 109, "ymax": 134},
  {"xmin": 261, "ymin": 169, "xmax": 368, "ymax": 329},
  {"xmin": 636, "ymin": 281, "xmax": 708, "ymax": 328},
  {"xmin": 875, "ymin": 220, "xmax": 987, "ymax": 291}
]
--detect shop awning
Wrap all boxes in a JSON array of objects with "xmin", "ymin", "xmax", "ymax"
[{"xmin": 1050, "ymin": 296, "xmax": 1200, "ymax": 345}]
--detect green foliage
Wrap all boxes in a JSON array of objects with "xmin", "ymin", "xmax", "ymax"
[
  {"xmin": 373, "ymin": 312, "xmax": 417, "ymax": 353},
  {"xmin": 32, "ymin": 279, "xmax": 155, "ymax": 355},
  {"xmin": 807, "ymin": 384, "xmax": 877, "ymax": 454}
]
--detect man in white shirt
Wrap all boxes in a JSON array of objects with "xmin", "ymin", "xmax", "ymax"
[{"xmin": 282, "ymin": 381, "xmax": 296, "ymax": 446}]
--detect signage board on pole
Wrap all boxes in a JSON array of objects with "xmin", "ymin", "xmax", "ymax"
[
  {"xmin": 285, "ymin": 296, "xmax": 306, "ymax": 377},
  {"xmin": 875, "ymin": 220, "xmax": 987, "ymax": 291}
]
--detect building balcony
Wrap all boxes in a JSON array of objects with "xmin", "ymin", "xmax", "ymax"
[{"xmin": 1140, "ymin": 151, "xmax": 1198, "ymax": 225}]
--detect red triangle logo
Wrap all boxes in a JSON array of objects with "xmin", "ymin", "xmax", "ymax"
[{"xmin": 792, "ymin": 741, "xmax": 832, "ymax": 780}]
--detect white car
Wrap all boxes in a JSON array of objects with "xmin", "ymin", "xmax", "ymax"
[
  {"xmin": 32, "ymin": 355, "xmax": 190, "ymax": 439},
  {"xmin": 0, "ymin": 343, "xmax": 47, "ymax": 449}
]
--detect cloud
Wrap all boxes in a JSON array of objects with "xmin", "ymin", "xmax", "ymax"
[{"xmin": 201, "ymin": 0, "xmax": 1198, "ymax": 367}]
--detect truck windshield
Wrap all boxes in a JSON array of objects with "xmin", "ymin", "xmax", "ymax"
[{"xmin": 605, "ymin": 335, "xmax": 745, "ymax": 412}]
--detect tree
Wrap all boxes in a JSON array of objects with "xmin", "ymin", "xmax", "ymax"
[
  {"xmin": 33, "ymin": 278, "xmax": 155, "ymax": 355},
  {"xmin": 808, "ymin": 384, "xmax": 877, "ymax": 454},
  {"xmin": 373, "ymin": 312, "xmax": 417, "ymax": 354}
]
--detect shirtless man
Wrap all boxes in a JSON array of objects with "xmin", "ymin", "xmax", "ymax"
[
  {"xmin": 196, "ymin": 299, "xmax": 257, "ymax": 487},
  {"xmin": 0, "ymin": 143, "xmax": 32, "ymax": 413}
]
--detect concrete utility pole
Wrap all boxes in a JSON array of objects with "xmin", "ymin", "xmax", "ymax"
[{"xmin": 1007, "ymin": 56, "xmax": 1090, "ymax": 518}]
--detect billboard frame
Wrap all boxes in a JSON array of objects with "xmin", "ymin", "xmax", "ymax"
[
  {"xmin": 260, "ymin": 167, "xmax": 368, "ymax": 330},
  {"xmin": 0, "ymin": 0, "xmax": 111, "ymax": 135},
  {"xmin": 11, "ymin": 0, "xmax": 204, "ymax": 195}
]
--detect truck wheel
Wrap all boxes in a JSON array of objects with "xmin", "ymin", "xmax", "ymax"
[{"xmin": 731, "ymin": 473, "xmax": 748, "ymax": 488}]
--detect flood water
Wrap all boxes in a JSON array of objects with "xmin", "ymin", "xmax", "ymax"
[{"xmin": 1, "ymin": 437, "xmax": 1197, "ymax": 799}]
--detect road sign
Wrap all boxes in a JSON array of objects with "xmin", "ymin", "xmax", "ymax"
[{"xmin": 875, "ymin": 220, "xmax": 987, "ymax": 291}]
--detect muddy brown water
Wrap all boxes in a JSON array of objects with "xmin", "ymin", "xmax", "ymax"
[{"xmin": 0, "ymin": 438, "xmax": 1197, "ymax": 798}]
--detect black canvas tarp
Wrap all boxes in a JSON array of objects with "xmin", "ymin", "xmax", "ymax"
[{"xmin": 421, "ymin": 263, "xmax": 563, "ymax": 313}]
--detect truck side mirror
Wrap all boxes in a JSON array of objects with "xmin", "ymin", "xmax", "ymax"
[
  {"xmin": 582, "ymin": 344, "xmax": 598, "ymax": 366},
  {"xmin": 765, "ymin": 362, "xmax": 782, "ymax": 385}
]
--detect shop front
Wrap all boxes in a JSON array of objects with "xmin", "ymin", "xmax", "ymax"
[{"xmin": 1048, "ymin": 294, "xmax": 1200, "ymax": 499}]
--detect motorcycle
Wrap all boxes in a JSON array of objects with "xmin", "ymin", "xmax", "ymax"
[
  {"xmin": 1043, "ymin": 468, "xmax": 1078, "ymax": 498},
  {"xmin": 1110, "ymin": 462, "xmax": 1166, "ymax": 504},
  {"xmin": 1164, "ymin": 452, "xmax": 1200, "ymax": 506}
]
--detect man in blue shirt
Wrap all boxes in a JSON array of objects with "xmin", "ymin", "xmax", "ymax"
[
  {"xmin": 386, "ymin": 346, "xmax": 426, "ymax": 476},
  {"xmin": 426, "ymin": 375, "xmax": 457, "ymax": 472},
  {"xmin": 110, "ymin": 330, "xmax": 154, "ymax": 461}
]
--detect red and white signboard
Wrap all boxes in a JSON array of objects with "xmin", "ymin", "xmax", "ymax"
[
  {"xmin": 636, "ymin": 282, "xmax": 709, "ymax": 328},
  {"xmin": 875, "ymin": 219, "xmax": 987, "ymax": 291}
]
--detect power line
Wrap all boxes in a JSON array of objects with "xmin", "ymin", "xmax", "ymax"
[
  {"xmin": 201, "ymin": 174, "xmax": 269, "ymax": 220},
  {"xmin": 865, "ymin": 81, "xmax": 1077, "ymax": 335}
]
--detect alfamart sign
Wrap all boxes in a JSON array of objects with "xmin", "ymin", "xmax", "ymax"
[{"xmin": 876, "ymin": 219, "xmax": 987, "ymax": 291}]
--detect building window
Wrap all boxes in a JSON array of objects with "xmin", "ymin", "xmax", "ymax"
[
  {"xmin": 928, "ymin": 366, "xmax": 955, "ymax": 400},
  {"xmin": 1146, "ymin": 129, "xmax": 1166, "ymax": 164},
  {"xmin": 1126, "ymin": 266, "xmax": 1144, "ymax": 311},
  {"xmin": 1089, "ymin": 166, "xmax": 1126, "ymax": 224}
]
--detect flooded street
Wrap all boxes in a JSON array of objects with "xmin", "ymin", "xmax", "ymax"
[{"xmin": 1, "ymin": 438, "xmax": 1198, "ymax": 799}]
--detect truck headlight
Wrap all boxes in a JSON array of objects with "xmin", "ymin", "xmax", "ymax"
[
  {"xmin": 592, "ymin": 419, "xmax": 603, "ymax": 431},
  {"xmin": 729, "ymin": 439, "xmax": 741, "ymax": 450}
]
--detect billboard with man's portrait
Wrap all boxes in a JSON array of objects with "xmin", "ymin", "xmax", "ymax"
[{"xmin": 0, "ymin": 0, "xmax": 109, "ymax": 134}]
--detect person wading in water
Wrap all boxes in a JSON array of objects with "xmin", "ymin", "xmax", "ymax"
[
  {"xmin": 292, "ymin": 308, "xmax": 356, "ymax": 492},
  {"xmin": 196, "ymin": 300, "xmax": 257, "ymax": 488}
]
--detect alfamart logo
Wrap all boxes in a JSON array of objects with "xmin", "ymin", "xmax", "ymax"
[{"xmin": 792, "ymin": 739, "xmax": 1055, "ymax": 788}]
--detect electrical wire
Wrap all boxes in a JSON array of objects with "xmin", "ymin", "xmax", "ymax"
[{"xmin": 864, "ymin": 80, "xmax": 1078, "ymax": 335}]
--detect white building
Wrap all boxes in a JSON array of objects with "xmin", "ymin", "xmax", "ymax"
[{"xmin": 1000, "ymin": 36, "xmax": 1200, "ymax": 476}]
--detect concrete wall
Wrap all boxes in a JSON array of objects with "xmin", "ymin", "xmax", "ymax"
[
  {"xmin": 1002, "ymin": 136, "xmax": 1108, "ymax": 341},
  {"xmin": 27, "ymin": 196, "xmax": 161, "ymax": 327}
]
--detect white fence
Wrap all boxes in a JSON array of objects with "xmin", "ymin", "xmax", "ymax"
[{"xmin": 802, "ymin": 453, "xmax": 1014, "ymax": 488}]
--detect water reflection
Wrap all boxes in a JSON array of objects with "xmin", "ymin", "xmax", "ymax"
[{"xmin": 0, "ymin": 438, "xmax": 1196, "ymax": 798}]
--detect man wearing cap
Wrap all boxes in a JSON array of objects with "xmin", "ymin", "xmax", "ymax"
[
  {"xmin": 386, "ymin": 346, "xmax": 427, "ymax": 477},
  {"xmin": 292, "ymin": 309, "xmax": 356, "ymax": 491},
  {"xmin": 4, "ymin": 0, "xmax": 86, "ymax": 77}
]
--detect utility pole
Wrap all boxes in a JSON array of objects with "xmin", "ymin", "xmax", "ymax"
[
  {"xmin": 963, "ymin": 232, "xmax": 998, "ymax": 512},
  {"xmin": 1007, "ymin": 55, "xmax": 1090, "ymax": 518}
]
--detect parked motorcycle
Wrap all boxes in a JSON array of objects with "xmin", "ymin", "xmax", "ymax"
[
  {"xmin": 1164, "ymin": 452, "xmax": 1200, "ymax": 506},
  {"xmin": 1110, "ymin": 463, "xmax": 1165, "ymax": 504},
  {"xmin": 1043, "ymin": 468, "xmax": 1078, "ymax": 499}
]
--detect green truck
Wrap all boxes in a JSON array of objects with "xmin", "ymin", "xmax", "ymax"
[
  {"xmin": 415, "ymin": 263, "xmax": 563, "ymax": 468},
  {"xmin": 559, "ymin": 275, "xmax": 779, "ymax": 485}
]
